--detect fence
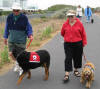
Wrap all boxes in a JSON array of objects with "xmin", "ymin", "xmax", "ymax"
[
  {"xmin": 0, "ymin": 16, "xmax": 7, "ymax": 24},
  {"xmin": 0, "ymin": 11, "xmax": 55, "ymax": 25}
]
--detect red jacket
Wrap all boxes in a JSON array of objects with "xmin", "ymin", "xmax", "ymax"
[{"xmin": 61, "ymin": 18, "xmax": 87, "ymax": 47}]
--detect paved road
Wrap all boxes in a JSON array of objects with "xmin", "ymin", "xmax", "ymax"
[{"xmin": 0, "ymin": 15, "xmax": 100, "ymax": 89}]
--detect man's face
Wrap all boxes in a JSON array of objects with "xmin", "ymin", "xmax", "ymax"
[
  {"xmin": 68, "ymin": 16, "xmax": 76, "ymax": 23},
  {"xmin": 13, "ymin": 9, "xmax": 20, "ymax": 15}
]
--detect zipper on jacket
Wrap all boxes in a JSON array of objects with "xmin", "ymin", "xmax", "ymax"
[{"xmin": 70, "ymin": 26, "xmax": 72, "ymax": 42}]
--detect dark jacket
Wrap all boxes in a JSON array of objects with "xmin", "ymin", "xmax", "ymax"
[{"xmin": 4, "ymin": 13, "xmax": 33, "ymax": 44}]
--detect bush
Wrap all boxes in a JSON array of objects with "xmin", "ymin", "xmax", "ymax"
[
  {"xmin": 40, "ymin": 26, "xmax": 52, "ymax": 40},
  {"xmin": 0, "ymin": 46, "xmax": 10, "ymax": 65},
  {"xmin": 40, "ymin": 15, "xmax": 46, "ymax": 19},
  {"xmin": 0, "ymin": 11, "xmax": 12, "ymax": 16},
  {"xmin": 48, "ymin": 4, "xmax": 69, "ymax": 11},
  {"xmin": 57, "ymin": 14, "xmax": 66, "ymax": 19}
]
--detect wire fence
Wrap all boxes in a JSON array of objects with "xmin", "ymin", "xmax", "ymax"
[
  {"xmin": 0, "ymin": 11, "xmax": 55, "ymax": 25},
  {"xmin": 0, "ymin": 15, "xmax": 7, "ymax": 24}
]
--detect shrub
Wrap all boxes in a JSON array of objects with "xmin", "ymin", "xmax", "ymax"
[
  {"xmin": 0, "ymin": 46, "xmax": 10, "ymax": 65},
  {"xmin": 40, "ymin": 15, "xmax": 46, "ymax": 19},
  {"xmin": 40, "ymin": 26, "xmax": 52, "ymax": 40},
  {"xmin": 0, "ymin": 11, "xmax": 12, "ymax": 16}
]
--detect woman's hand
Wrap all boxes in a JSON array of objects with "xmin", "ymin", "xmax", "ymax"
[{"xmin": 4, "ymin": 38, "xmax": 7, "ymax": 45}]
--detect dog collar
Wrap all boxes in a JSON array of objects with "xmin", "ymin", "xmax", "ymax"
[{"xmin": 85, "ymin": 65, "xmax": 94, "ymax": 73}]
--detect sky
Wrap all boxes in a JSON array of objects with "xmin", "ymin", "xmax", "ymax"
[{"xmin": 27, "ymin": 0, "xmax": 100, "ymax": 9}]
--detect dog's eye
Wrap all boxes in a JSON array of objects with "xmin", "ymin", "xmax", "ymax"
[{"xmin": 33, "ymin": 55, "xmax": 37, "ymax": 60}]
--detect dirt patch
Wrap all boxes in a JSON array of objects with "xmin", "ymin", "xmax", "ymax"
[
  {"xmin": 0, "ymin": 60, "xmax": 14, "ymax": 76},
  {"xmin": 95, "ymin": 12, "xmax": 100, "ymax": 17}
]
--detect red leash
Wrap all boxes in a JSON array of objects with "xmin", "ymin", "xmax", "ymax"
[{"xmin": 26, "ymin": 39, "xmax": 33, "ymax": 49}]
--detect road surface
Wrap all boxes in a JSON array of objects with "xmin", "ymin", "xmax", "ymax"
[{"xmin": 0, "ymin": 15, "xmax": 100, "ymax": 89}]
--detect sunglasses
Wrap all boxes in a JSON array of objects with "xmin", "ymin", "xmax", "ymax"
[
  {"xmin": 13, "ymin": 10, "xmax": 20, "ymax": 12},
  {"xmin": 68, "ymin": 16, "xmax": 74, "ymax": 18}
]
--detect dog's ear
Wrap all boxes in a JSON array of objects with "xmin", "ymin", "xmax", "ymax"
[
  {"xmin": 89, "ymin": 71, "xmax": 93, "ymax": 79},
  {"xmin": 81, "ymin": 69, "xmax": 85, "ymax": 78},
  {"xmin": 82, "ymin": 68, "xmax": 85, "ymax": 73},
  {"xmin": 81, "ymin": 69, "xmax": 85, "ymax": 75},
  {"xmin": 12, "ymin": 47, "xmax": 18, "ymax": 58}
]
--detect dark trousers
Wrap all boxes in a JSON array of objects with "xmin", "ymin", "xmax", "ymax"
[{"xmin": 64, "ymin": 41, "xmax": 83, "ymax": 72}]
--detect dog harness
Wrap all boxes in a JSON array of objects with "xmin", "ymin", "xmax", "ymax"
[
  {"xmin": 29, "ymin": 52, "xmax": 40, "ymax": 63},
  {"xmin": 84, "ymin": 64, "xmax": 94, "ymax": 73}
]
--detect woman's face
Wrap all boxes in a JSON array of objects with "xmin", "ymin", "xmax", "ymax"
[
  {"xmin": 13, "ymin": 9, "xmax": 20, "ymax": 16},
  {"xmin": 68, "ymin": 16, "xmax": 76, "ymax": 23}
]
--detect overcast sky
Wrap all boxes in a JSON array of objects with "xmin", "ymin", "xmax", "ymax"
[{"xmin": 27, "ymin": 0, "xmax": 100, "ymax": 9}]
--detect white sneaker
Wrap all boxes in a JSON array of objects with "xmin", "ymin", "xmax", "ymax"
[
  {"xmin": 13, "ymin": 62, "xmax": 19, "ymax": 72},
  {"xmin": 18, "ymin": 67, "xmax": 23, "ymax": 76}
]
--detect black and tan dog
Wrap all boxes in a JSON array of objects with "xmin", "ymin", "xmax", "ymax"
[
  {"xmin": 80, "ymin": 61, "xmax": 95, "ymax": 88},
  {"xmin": 12, "ymin": 47, "xmax": 50, "ymax": 85}
]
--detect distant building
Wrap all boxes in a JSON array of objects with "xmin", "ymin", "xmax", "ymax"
[{"xmin": 0, "ymin": 0, "xmax": 38, "ymax": 11}]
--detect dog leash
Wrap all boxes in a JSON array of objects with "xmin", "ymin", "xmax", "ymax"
[
  {"xmin": 83, "ymin": 52, "xmax": 87, "ymax": 62},
  {"xmin": 26, "ymin": 39, "xmax": 33, "ymax": 49}
]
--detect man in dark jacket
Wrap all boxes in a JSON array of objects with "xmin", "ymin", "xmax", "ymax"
[{"xmin": 3, "ymin": 2, "xmax": 33, "ymax": 76}]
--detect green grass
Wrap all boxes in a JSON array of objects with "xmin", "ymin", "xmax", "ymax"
[
  {"xmin": 0, "ymin": 46, "xmax": 10, "ymax": 67},
  {"xmin": 31, "ymin": 41, "xmax": 41, "ymax": 47},
  {"xmin": 40, "ymin": 26, "xmax": 52, "ymax": 40},
  {"xmin": 0, "ymin": 11, "xmax": 12, "ymax": 16},
  {"xmin": 47, "ymin": 4, "xmax": 76, "ymax": 11},
  {"xmin": 1, "ymin": 28, "xmax": 4, "ymax": 35}
]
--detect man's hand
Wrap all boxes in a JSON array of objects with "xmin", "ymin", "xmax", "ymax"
[
  {"xmin": 29, "ymin": 35, "xmax": 33, "ymax": 41},
  {"xmin": 26, "ymin": 35, "xmax": 33, "ymax": 49},
  {"xmin": 4, "ymin": 39, "xmax": 7, "ymax": 45}
]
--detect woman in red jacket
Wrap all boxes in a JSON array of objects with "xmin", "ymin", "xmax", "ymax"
[{"xmin": 61, "ymin": 10, "xmax": 87, "ymax": 83}]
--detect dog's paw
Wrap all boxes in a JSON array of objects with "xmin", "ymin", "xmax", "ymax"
[
  {"xmin": 80, "ymin": 79, "xmax": 84, "ymax": 84},
  {"xmin": 92, "ymin": 77, "xmax": 95, "ymax": 81},
  {"xmin": 44, "ymin": 76, "xmax": 48, "ymax": 81},
  {"xmin": 86, "ymin": 82, "xmax": 91, "ymax": 88},
  {"xmin": 27, "ymin": 71, "xmax": 31, "ymax": 79},
  {"xmin": 27, "ymin": 76, "xmax": 31, "ymax": 79},
  {"xmin": 17, "ymin": 80, "xmax": 21, "ymax": 85}
]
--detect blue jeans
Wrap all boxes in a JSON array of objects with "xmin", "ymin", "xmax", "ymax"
[{"xmin": 86, "ymin": 16, "xmax": 91, "ymax": 22}]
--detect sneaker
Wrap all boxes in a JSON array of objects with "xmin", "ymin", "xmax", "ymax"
[
  {"xmin": 18, "ymin": 67, "xmax": 23, "ymax": 76},
  {"xmin": 13, "ymin": 62, "xmax": 19, "ymax": 72}
]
